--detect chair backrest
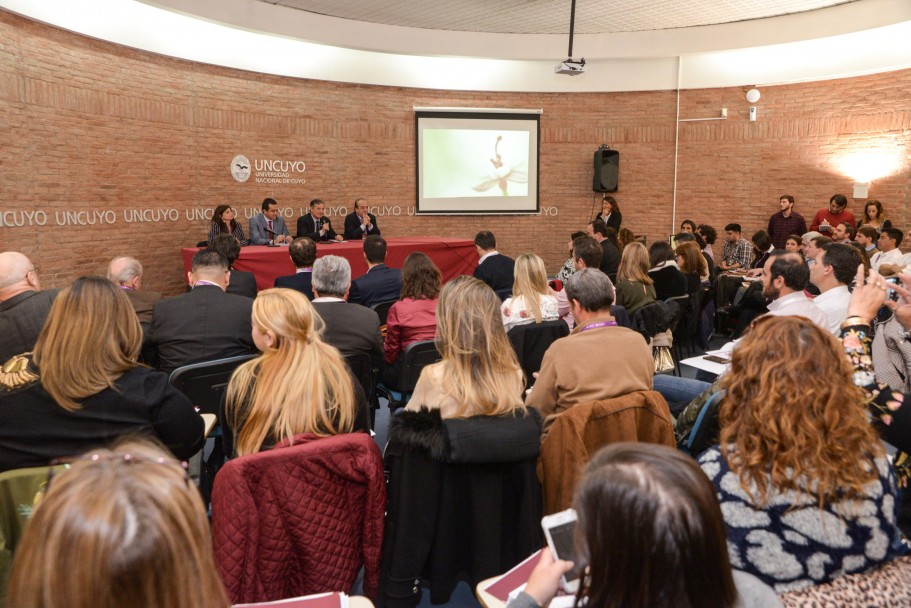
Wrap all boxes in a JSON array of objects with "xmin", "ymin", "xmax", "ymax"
[
  {"xmin": 396, "ymin": 341, "xmax": 441, "ymax": 394},
  {"xmin": 370, "ymin": 300, "xmax": 397, "ymax": 327},
  {"xmin": 683, "ymin": 389, "xmax": 724, "ymax": 456},
  {"xmin": 211, "ymin": 433, "xmax": 386, "ymax": 604},
  {"xmin": 630, "ymin": 300, "xmax": 671, "ymax": 341},
  {"xmin": 169, "ymin": 354, "xmax": 258, "ymax": 416},
  {"xmin": 507, "ymin": 320, "xmax": 570, "ymax": 388},
  {"xmin": 664, "ymin": 295, "xmax": 688, "ymax": 334},
  {"xmin": 345, "ymin": 352, "xmax": 376, "ymax": 413}
]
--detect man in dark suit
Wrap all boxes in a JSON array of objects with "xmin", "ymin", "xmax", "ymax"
[
  {"xmin": 343, "ymin": 197, "xmax": 381, "ymax": 240},
  {"xmin": 472, "ymin": 230, "xmax": 514, "ymax": 300},
  {"xmin": 589, "ymin": 219, "xmax": 621, "ymax": 282},
  {"xmin": 209, "ymin": 234, "xmax": 257, "ymax": 298},
  {"xmin": 349, "ymin": 235, "xmax": 401, "ymax": 307},
  {"xmin": 311, "ymin": 255, "xmax": 383, "ymax": 369},
  {"xmin": 274, "ymin": 237, "xmax": 316, "ymax": 299},
  {"xmin": 297, "ymin": 198, "xmax": 343, "ymax": 242},
  {"xmin": 0, "ymin": 252, "xmax": 59, "ymax": 362},
  {"xmin": 147, "ymin": 250, "xmax": 255, "ymax": 374},
  {"xmin": 106, "ymin": 255, "xmax": 161, "ymax": 323}
]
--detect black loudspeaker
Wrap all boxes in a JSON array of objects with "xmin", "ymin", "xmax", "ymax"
[{"xmin": 593, "ymin": 149, "xmax": 619, "ymax": 192}]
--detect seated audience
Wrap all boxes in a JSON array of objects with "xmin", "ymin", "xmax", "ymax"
[
  {"xmin": 855, "ymin": 224, "xmax": 879, "ymax": 257},
  {"xmin": 106, "ymin": 255, "xmax": 161, "ymax": 324},
  {"xmin": 677, "ymin": 231, "xmax": 714, "ymax": 279},
  {"xmin": 208, "ymin": 203, "xmax": 248, "ymax": 246},
  {"xmin": 832, "ymin": 221, "xmax": 853, "ymax": 244},
  {"xmin": 0, "ymin": 276, "xmax": 204, "ymax": 472},
  {"xmin": 405, "ymin": 276, "xmax": 524, "ymax": 418},
  {"xmin": 614, "ymin": 242, "xmax": 656, "ymax": 315},
  {"xmin": 273, "ymin": 236, "xmax": 316, "ymax": 299},
  {"xmin": 0, "ymin": 252, "xmax": 59, "ymax": 363},
  {"xmin": 512, "ymin": 443, "xmax": 780, "ymax": 608},
  {"xmin": 221, "ymin": 288, "xmax": 369, "ymax": 458},
  {"xmin": 680, "ymin": 219, "xmax": 697, "ymax": 233},
  {"xmin": 856, "ymin": 199, "xmax": 890, "ymax": 232},
  {"xmin": 617, "ymin": 228, "xmax": 637, "ymax": 251},
  {"xmin": 7, "ymin": 440, "xmax": 230, "ymax": 608},
  {"xmin": 501, "ymin": 253, "xmax": 559, "ymax": 331},
  {"xmin": 348, "ymin": 235, "xmax": 403, "ymax": 307},
  {"xmin": 720, "ymin": 223, "xmax": 753, "ymax": 271},
  {"xmin": 676, "ymin": 241, "xmax": 708, "ymax": 290},
  {"xmin": 208, "ymin": 234, "xmax": 257, "ymax": 299},
  {"xmin": 343, "ymin": 197, "xmax": 380, "ymax": 240},
  {"xmin": 697, "ymin": 223, "xmax": 718, "ymax": 260},
  {"xmin": 761, "ymin": 250, "xmax": 829, "ymax": 330},
  {"xmin": 147, "ymin": 250, "xmax": 255, "ymax": 374},
  {"xmin": 383, "ymin": 252, "xmax": 441, "ymax": 387},
  {"xmin": 587, "ymin": 219, "xmax": 621, "ymax": 281},
  {"xmin": 847, "ymin": 240, "xmax": 872, "ymax": 272},
  {"xmin": 808, "ymin": 242, "xmax": 859, "ymax": 334},
  {"xmin": 311, "ymin": 255, "xmax": 383, "ymax": 369},
  {"xmin": 749, "ymin": 230, "xmax": 774, "ymax": 272},
  {"xmin": 556, "ymin": 235, "xmax": 606, "ymax": 329},
  {"xmin": 595, "ymin": 195, "xmax": 622, "ymax": 231},
  {"xmin": 784, "ymin": 234, "xmax": 803, "ymax": 255},
  {"xmin": 554, "ymin": 230, "xmax": 587, "ymax": 285},
  {"xmin": 871, "ymin": 227, "xmax": 904, "ymax": 270},
  {"xmin": 698, "ymin": 315, "xmax": 907, "ymax": 592},
  {"xmin": 473, "ymin": 230, "xmax": 515, "ymax": 300},
  {"xmin": 527, "ymin": 269, "xmax": 652, "ymax": 428},
  {"xmin": 648, "ymin": 241, "xmax": 687, "ymax": 300}
]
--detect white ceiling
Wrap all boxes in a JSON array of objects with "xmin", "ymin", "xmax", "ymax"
[{"xmin": 260, "ymin": 0, "xmax": 855, "ymax": 34}]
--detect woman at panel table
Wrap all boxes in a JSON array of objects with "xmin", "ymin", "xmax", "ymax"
[{"xmin": 208, "ymin": 204, "xmax": 249, "ymax": 246}]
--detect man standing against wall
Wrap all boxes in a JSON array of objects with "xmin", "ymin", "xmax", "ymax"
[{"xmin": 767, "ymin": 195, "xmax": 807, "ymax": 248}]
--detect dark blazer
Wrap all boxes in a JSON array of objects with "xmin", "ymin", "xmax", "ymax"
[
  {"xmin": 123, "ymin": 289, "xmax": 161, "ymax": 324},
  {"xmin": 312, "ymin": 301, "xmax": 383, "ymax": 368},
  {"xmin": 473, "ymin": 253, "xmax": 515, "ymax": 300},
  {"xmin": 0, "ymin": 289, "xmax": 59, "ymax": 363},
  {"xmin": 228, "ymin": 270, "xmax": 257, "ymax": 299},
  {"xmin": 649, "ymin": 266, "xmax": 688, "ymax": 301},
  {"xmin": 296, "ymin": 214, "xmax": 338, "ymax": 241},
  {"xmin": 343, "ymin": 212, "xmax": 381, "ymax": 240},
  {"xmin": 349, "ymin": 264, "xmax": 402, "ymax": 307},
  {"xmin": 596, "ymin": 211, "xmax": 622, "ymax": 232},
  {"xmin": 274, "ymin": 270, "xmax": 314, "ymax": 300},
  {"xmin": 600, "ymin": 240, "xmax": 621, "ymax": 281},
  {"xmin": 148, "ymin": 285, "xmax": 255, "ymax": 374}
]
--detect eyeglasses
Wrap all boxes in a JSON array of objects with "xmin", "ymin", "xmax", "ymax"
[{"xmin": 46, "ymin": 453, "xmax": 190, "ymax": 493}]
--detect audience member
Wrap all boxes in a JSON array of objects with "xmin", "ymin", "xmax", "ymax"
[
  {"xmin": 501, "ymin": 253, "xmax": 558, "ymax": 331},
  {"xmin": 0, "ymin": 276, "xmax": 204, "ymax": 472},
  {"xmin": 856, "ymin": 199, "xmax": 891, "ymax": 232},
  {"xmin": 587, "ymin": 219, "xmax": 621, "ymax": 281},
  {"xmin": 675, "ymin": 242, "xmax": 708, "ymax": 293},
  {"xmin": 617, "ymin": 227, "xmax": 637, "ymax": 251},
  {"xmin": 614, "ymin": 242, "xmax": 656, "ymax": 315},
  {"xmin": 799, "ymin": 231, "xmax": 821, "ymax": 254},
  {"xmin": 7, "ymin": 440, "xmax": 229, "ymax": 608},
  {"xmin": 526, "ymin": 269, "xmax": 652, "ymax": 427},
  {"xmin": 221, "ymin": 288, "xmax": 369, "ymax": 458},
  {"xmin": 698, "ymin": 315, "xmax": 907, "ymax": 592},
  {"xmin": 556, "ymin": 235, "xmax": 604, "ymax": 329},
  {"xmin": 810, "ymin": 193, "xmax": 855, "ymax": 234},
  {"xmin": 343, "ymin": 197, "xmax": 380, "ymax": 240},
  {"xmin": 273, "ymin": 236, "xmax": 316, "ymax": 299},
  {"xmin": 747, "ymin": 230, "xmax": 774, "ymax": 275},
  {"xmin": 784, "ymin": 234, "xmax": 802, "ymax": 254},
  {"xmin": 311, "ymin": 255, "xmax": 383, "ymax": 368},
  {"xmin": 766, "ymin": 194, "xmax": 807, "ymax": 248},
  {"xmin": 147, "ymin": 250, "xmax": 255, "ymax": 374},
  {"xmin": 554, "ymin": 230, "xmax": 586, "ymax": 285},
  {"xmin": 832, "ymin": 221, "xmax": 853, "ymax": 243},
  {"xmin": 678, "ymin": 230, "xmax": 714, "ymax": 278},
  {"xmin": 680, "ymin": 219, "xmax": 697, "ymax": 233},
  {"xmin": 249, "ymin": 197, "xmax": 290, "ymax": 245},
  {"xmin": 513, "ymin": 443, "xmax": 780, "ymax": 608},
  {"xmin": 697, "ymin": 223, "xmax": 718, "ymax": 260},
  {"xmin": 473, "ymin": 230, "xmax": 515, "ymax": 300},
  {"xmin": 405, "ymin": 276, "xmax": 525, "ymax": 418},
  {"xmin": 855, "ymin": 224, "xmax": 879, "ymax": 256},
  {"xmin": 648, "ymin": 241, "xmax": 687, "ymax": 300},
  {"xmin": 595, "ymin": 195, "xmax": 622, "ymax": 231},
  {"xmin": 871, "ymin": 227, "xmax": 903, "ymax": 270},
  {"xmin": 0, "ymin": 252, "xmax": 59, "ymax": 362},
  {"xmin": 297, "ymin": 198, "xmax": 343, "ymax": 242},
  {"xmin": 208, "ymin": 234, "xmax": 257, "ymax": 299},
  {"xmin": 383, "ymin": 252, "xmax": 440, "ymax": 388},
  {"xmin": 349, "ymin": 235, "xmax": 403, "ymax": 307},
  {"xmin": 106, "ymin": 255, "xmax": 161, "ymax": 324},
  {"xmin": 847, "ymin": 240, "xmax": 872, "ymax": 272},
  {"xmin": 208, "ymin": 204, "xmax": 248, "ymax": 246},
  {"xmin": 808, "ymin": 242, "xmax": 859, "ymax": 333},
  {"xmin": 760, "ymin": 250, "xmax": 829, "ymax": 330},
  {"xmin": 719, "ymin": 223, "xmax": 753, "ymax": 271}
]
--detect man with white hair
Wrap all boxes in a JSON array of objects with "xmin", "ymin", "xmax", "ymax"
[
  {"xmin": 0, "ymin": 252, "xmax": 58, "ymax": 362},
  {"xmin": 106, "ymin": 255, "xmax": 161, "ymax": 324}
]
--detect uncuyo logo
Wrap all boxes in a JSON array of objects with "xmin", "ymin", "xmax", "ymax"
[{"xmin": 231, "ymin": 155, "xmax": 251, "ymax": 183}]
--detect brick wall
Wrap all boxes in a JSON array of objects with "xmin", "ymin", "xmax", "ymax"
[{"xmin": 1, "ymin": 11, "xmax": 909, "ymax": 295}]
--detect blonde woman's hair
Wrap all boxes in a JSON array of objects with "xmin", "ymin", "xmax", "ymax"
[
  {"xmin": 8, "ymin": 439, "xmax": 230, "ymax": 608},
  {"xmin": 225, "ymin": 288, "xmax": 355, "ymax": 456},
  {"xmin": 616, "ymin": 242, "xmax": 654, "ymax": 285},
  {"xmin": 33, "ymin": 276, "xmax": 142, "ymax": 411},
  {"xmin": 511, "ymin": 253, "xmax": 550, "ymax": 324},
  {"xmin": 434, "ymin": 276, "xmax": 525, "ymax": 417}
]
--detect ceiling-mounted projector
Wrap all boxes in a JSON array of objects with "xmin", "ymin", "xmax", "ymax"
[{"xmin": 555, "ymin": 58, "xmax": 586, "ymax": 76}]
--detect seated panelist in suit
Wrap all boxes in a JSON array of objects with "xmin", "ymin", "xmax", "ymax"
[
  {"xmin": 106, "ymin": 255, "xmax": 161, "ymax": 324},
  {"xmin": 348, "ymin": 235, "xmax": 402, "ymax": 307},
  {"xmin": 249, "ymin": 198, "xmax": 290, "ymax": 246},
  {"xmin": 472, "ymin": 230, "xmax": 515, "ymax": 301},
  {"xmin": 297, "ymin": 198, "xmax": 343, "ymax": 242},
  {"xmin": 274, "ymin": 237, "xmax": 316, "ymax": 299},
  {"xmin": 208, "ymin": 234, "xmax": 257, "ymax": 299},
  {"xmin": 343, "ymin": 197, "xmax": 380, "ymax": 240},
  {"xmin": 147, "ymin": 250, "xmax": 255, "ymax": 374},
  {"xmin": 310, "ymin": 255, "xmax": 383, "ymax": 370}
]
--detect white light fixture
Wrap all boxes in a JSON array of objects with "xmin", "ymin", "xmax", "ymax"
[
  {"xmin": 745, "ymin": 88, "xmax": 761, "ymax": 103},
  {"xmin": 853, "ymin": 182, "xmax": 870, "ymax": 199}
]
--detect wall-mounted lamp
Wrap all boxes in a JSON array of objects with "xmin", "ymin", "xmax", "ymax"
[
  {"xmin": 746, "ymin": 88, "xmax": 760, "ymax": 122},
  {"xmin": 853, "ymin": 182, "xmax": 870, "ymax": 199}
]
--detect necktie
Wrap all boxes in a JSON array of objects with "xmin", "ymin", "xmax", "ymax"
[{"xmin": 268, "ymin": 220, "xmax": 273, "ymax": 232}]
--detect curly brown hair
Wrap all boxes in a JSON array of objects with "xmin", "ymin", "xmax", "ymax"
[{"xmin": 718, "ymin": 315, "xmax": 883, "ymax": 508}]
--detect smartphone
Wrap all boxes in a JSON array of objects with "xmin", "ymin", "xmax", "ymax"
[
  {"xmin": 886, "ymin": 277, "xmax": 902, "ymax": 302},
  {"xmin": 541, "ymin": 508, "xmax": 584, "ymax": 593},
  {"xmin": 703, "ymin": 354, "xmax": 731, "ymax": 364}
]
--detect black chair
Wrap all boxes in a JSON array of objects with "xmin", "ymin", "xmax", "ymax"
[
  {"xmin": 370, "ymin": 299, "xmax": 398, "ymax": 327},
  {"xmin": 681, "ymin": 390, "xmax": 724, "ymax": 457},
  {"xmin": 375, "ymin": 340, "xmax": 441, "ymax": 412},
  {"xmin": 344, "ymin": 352, "xmax": 378, "ymax": 428},
  {"xmin": 664, "ymin": 295, "xmax": 688, "ymax": 374},
  {"xmin": 168, "ymin": 354, "xmax": 258, "ymax": 416},
  {"xmin": 196, "ymin": 240, "xmax": 209, "ymax": 247},
  {"xmin": 507, "ymin": 320, "xmax": 570, "ymax": 389}
]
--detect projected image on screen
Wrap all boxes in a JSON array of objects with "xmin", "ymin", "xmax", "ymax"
[{"xmin": 416, "ymin": 111, "xmax": 539, "ymax": 214}]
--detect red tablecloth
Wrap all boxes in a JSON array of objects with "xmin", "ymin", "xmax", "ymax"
[{"xmin": 182, "ymin": 237, "xmax": 478, "ymax": 291}]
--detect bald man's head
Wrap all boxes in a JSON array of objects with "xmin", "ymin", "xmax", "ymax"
[
  {"xmin": 0, "ymin": 252, "xmax": 40, "ymax": 299},
  {"xmin": 107, "ymin": 256, "xmax": 143, "ymax": 290}
]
